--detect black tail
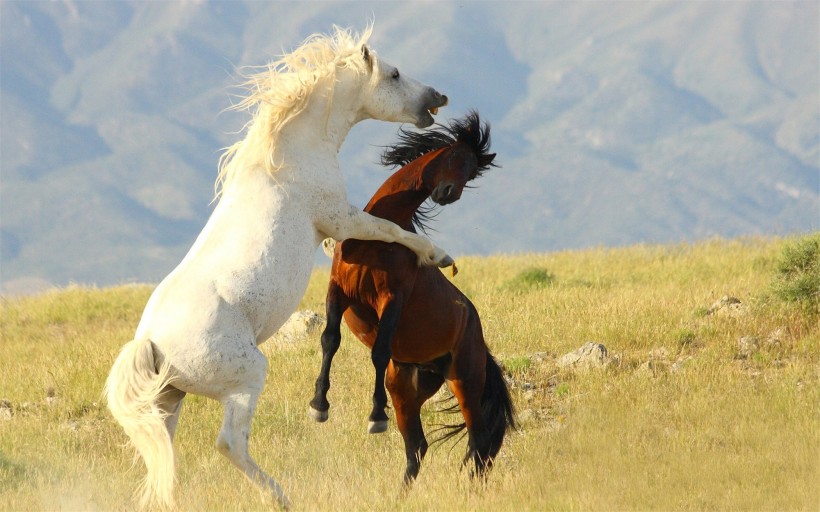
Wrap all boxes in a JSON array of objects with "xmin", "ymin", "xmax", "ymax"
[
  {"xmin": 482, "ymin": 353, "xmax": 517, "ymax": 462},
  {"xmin": 432, "ymin": 353, "xmax": 517, "ymax": 472}
]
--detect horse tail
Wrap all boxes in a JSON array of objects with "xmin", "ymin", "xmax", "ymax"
[
  {"xmin": 104, "ymin": 338, "xmax": 175, "ymax": 510},
  {"xmin": 432, "ymin": 352, "xmax": 516, "ymax": 469},
  {"xmin": 482, "ymin": 352, "xmax": 517, "ymax": 461}
]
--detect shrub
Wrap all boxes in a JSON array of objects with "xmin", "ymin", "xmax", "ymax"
[
  {"xmin": 504, "ymin": 267, "xmax": 556, "ymax": 291},
  {"xmin": 503, "ymin": 356, "xmax": 533, "ymax": 375},
  {"xmin": 674, "ymin": 328, "xmax": 697, "ymax": 348},
  {"xmin": 770, "ymin": 233, "xmax": 820, "ymax": 310}
]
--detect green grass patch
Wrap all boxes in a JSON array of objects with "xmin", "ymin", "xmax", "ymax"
[{"xmin": 502, "ymin": 267, "xmax": 556, "ymax": 291}]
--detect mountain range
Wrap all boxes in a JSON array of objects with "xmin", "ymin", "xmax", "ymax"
[{"xmin": 1, "ymin": 1, "xmax": 818, "ymax": 295}]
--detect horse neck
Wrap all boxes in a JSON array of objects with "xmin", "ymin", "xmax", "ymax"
[
  {"xmin": 277, "ymin": 72, "xmax": 365, "ymax": 157},
  {"xmin": 364, "ymin": 153, "xmax": 439, "ymax": 228},
  {"xmin": 231, "ymin": 75, "xmax": 362, "ymax": 182}
]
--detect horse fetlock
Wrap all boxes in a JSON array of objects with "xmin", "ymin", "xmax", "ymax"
[
  {"xmin": 271, "ymin": 484, "xmax": 290, "ymax": 510},
  {"xmin": 215, "ymin": 434, "xmax": 232, "ymax": 455},
  {"xmin": 368, "ymin": 419, "xmax": 389, "ymax": 434}
]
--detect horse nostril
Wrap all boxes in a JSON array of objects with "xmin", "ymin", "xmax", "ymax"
[{"xmin": 443, "ymin": 184, "xmax": 454, "ymax": 198}]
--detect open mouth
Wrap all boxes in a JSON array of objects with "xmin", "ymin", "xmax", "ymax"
[
  {"xmin": 416, "ymin": 95, "xmax": 448, "ymax": 128},
  {"xmin": 428, "ymin": 95, "xmax": 448, "ymax": 117}
]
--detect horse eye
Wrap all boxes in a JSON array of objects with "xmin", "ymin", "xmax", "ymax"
[{"xmin": 392, "ymin": 69, "xmax": 400, "ymax": 80}]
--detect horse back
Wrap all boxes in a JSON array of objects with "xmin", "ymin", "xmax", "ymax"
[{"xmin": 333, "ymin": 238, "xmax": 418, "ymax": 306}]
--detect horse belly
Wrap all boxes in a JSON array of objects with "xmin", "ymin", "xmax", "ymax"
[
  {"xmin": 251, "ymin": 233, "xmax": 316, "ymax": 342},
  {"xmin": 343, "ymin": 306, "xmax": 379, "ymax": 349},
  {"xmin": 218, "ymin": 209, "xmax": 317, "ymax": 344}
]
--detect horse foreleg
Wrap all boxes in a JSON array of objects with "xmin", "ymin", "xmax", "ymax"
[
  {"xmin": 368, "ymin": 298, "xmax": 403, "ymax": 434},
  {"xmin": 309, "ymin": 282, "xmax": 346, "ymax": 422},
  {"xmin": 321, "ymin": 207, "xmax": 454, "ymax": 268},
  {"xmin": 386, "ymin": 362, "xmax": 445, "ymax": 486}
]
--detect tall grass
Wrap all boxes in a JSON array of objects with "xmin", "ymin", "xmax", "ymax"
[{"xmin": 1, "ymin": 236, "xmax": 818, "ymax": 510}]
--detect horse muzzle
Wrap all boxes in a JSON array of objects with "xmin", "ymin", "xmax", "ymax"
[
  {"xmin": 414, "ymin": 89, "xmax": 448, "ymax": 128},
  {"xmin": 431, "ymin": 182, "xmax": 460, "ymax": 205}
]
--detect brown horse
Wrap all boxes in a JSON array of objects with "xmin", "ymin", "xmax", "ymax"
[{"xmin": 309, "ymin": 111, "xmax": 515, "ymax": 485}]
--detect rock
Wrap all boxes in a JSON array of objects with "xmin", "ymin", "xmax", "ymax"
[
  {"xmin": 530, "ymin": 351, "xmax": 551, "ymax": 363},
  {"xmin": 707, "ymin": 295, "xmax": 746, "ymax": 317},
  {"xmin": 272, "ymin": 310, "xmax": 325, "ymax": 345},
  {"xmin": 649, "ymin": 346, "xmax": 670, "ymax": 361},
  {"xmin": 766, "ymin": 328, "xmax": 785, "ymax": 348},
  {"xmin": 557, "ymin": 342, "xmax": 609, "ymax": 369},
  {"xmin": 638, "ymin": 347, "xmax": 670, "ymax": 375},
  {"xmin": 671, "ymin": 355, "xmax": 693, "ymax": 373},
  {"xmin": 738, "ymin": 335, "xmax": 761, "ymax": 359},
  {"xmin": 321, "ymin": 238, "xmax": 336, "ymax": 258},
  {"xmin": 0, "ymin": 399, "xmax": 11, "ymax": 420}
]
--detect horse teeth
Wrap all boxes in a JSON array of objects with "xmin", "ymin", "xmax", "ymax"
[{"xmin": 430, "ymin": 107, "xmax": 438, "ymax": 115}]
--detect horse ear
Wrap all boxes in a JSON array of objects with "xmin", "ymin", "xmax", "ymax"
[
  {"xmin": 361, "ymin": 45, "xmax": 372, "ymax": 70},
  {"xmin": 479, "ymin": 153, "xmax": 497, "ymax": 168}
]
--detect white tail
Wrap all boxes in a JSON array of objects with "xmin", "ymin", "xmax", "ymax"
[{"xmin": 104, "ymin": 338, "xmax": 175, "ymax": 509}]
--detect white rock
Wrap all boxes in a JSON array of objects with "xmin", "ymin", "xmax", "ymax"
[
  {"xmin": 558, "ymin": 342, "xmax": 609, "ymax": 369},
  {"xmin": 271, "ymin": 310, "xmax": 325, "ymax": 345}
]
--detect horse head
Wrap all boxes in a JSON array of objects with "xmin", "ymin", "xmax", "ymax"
[
  {"xmin": 387, "ymin": 110, "xmax": 496, "ymax": 206},
  {"xmin": 359, "ymin": 45, "xmax": 448, "ymax": 128}
]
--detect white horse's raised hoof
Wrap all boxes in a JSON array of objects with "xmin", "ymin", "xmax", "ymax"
[
  {"xmin": 105, "ymin": 25, "xmax": 448, "ymax": 510},
  {"xmin": 368, "ymin": 420, "xmax": 389, "ymax": 434},
  {"xmin": 309, "ymin": 407, "xmax": 329, "ymax": 423}
]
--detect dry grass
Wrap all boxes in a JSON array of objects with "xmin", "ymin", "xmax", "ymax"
[{"xmin": 1, "ymin": 236, "xmax": 818, "ymax": 511}]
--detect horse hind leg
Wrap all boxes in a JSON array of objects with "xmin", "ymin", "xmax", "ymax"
[
  {"xmin": 386, "ymin": 362, "xmax": 445, "ymax": 487},
  {"xmin": 215, "ymin": 353, "xmax": 289, "ymax": 509},
  {"xmin": 368, "ymin": 298, "xmax": 403, "ymax": 434},
  {"xmin": 447, "ymin": 358, "xmax": 493, "ymax": 478},
  {"xmin": 158, "ymin": 385, "xmax": 186, "ymax": 441}
]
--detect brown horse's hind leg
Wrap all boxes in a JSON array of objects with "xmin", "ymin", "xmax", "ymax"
[
  {"xmin": 448, "ymin": 349, "xmax": 493, "ymax": 477},
  {"xmin": 386, "ymin": 361, "xmax": 445, "ymax": 485},
  {"xmin": 309, "ymin": 281, "xmax": 347, "ymax": 422},
  {"xmin": 368, "ymin": 298, "xmax": 404, "ymax": 434}
]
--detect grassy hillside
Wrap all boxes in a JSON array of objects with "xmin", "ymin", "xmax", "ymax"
[{"xmin": 1, "ymin": 236, "xmax": 818, "ymax": 511}]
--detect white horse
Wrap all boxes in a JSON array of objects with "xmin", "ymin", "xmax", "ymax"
[{"xmin": 104, "ymin": 26, "xmax": 451, "ymax": 510}]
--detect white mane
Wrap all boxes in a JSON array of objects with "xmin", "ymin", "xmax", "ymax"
[{"xmin": 216, "ymin": 25, "xmax": 374, "ymax": 197}]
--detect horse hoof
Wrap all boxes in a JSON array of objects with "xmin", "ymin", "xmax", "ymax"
[
  {"xmin": 309, "ymin": 407, "xmax": 328, "ymax": 423},
  {"xmin": 368, "ymin": 420, "xmax": 388, "ymax": 434}
]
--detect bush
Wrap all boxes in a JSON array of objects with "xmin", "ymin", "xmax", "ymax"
[
  {"xmin": 770, "ymin": 233, "xmax": 820, "ymax": 309},
  {"xmin": 504, "ymin": 267, "xmax": 556, "ymax": 291}
]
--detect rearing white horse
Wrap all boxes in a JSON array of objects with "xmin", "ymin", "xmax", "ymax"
[{"xmin": 105, "ymin": 26, "xmax": 451, "ymax": 510}]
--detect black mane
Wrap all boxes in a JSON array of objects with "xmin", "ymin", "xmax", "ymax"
[
  {"xmin": 379, "ymin": 110, "xmax": 497, "ymax": 234},
  {"xmin": 381, "ymin": 110, "xmax": 494, "ymax": 175}
]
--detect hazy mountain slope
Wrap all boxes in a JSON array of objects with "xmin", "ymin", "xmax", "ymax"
[{"xmin": 1, "ymin": 1, "xmax": 817, "ymax": 294}]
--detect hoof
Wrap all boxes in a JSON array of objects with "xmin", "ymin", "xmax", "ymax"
[
  {"xmin": 368, "ymin": 420, "xmax": 388, "ymax": 434},
  {"xmin": 438, "ymin": 254, "xmax": 455, "ymax": 269},
  {"xmin": 309, "ymin": 407, "xmax": 328, "ymax": 423}
]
